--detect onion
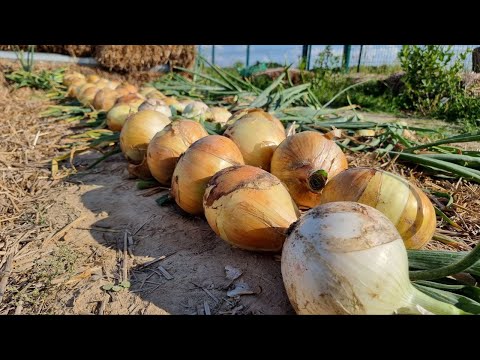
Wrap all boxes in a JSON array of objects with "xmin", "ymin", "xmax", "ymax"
[
  {"xmin": 95, "ymin": 79, "xmax": 111, "ymax": 89},
  {"xmin": 270, "ymin": 131, "xmax": 348, "ymax": 208},
  {"xmin": 171, "ymin": 135, "xmax": 244, "ymax": 215},
  {"xmin": 177, "ymin": 99, "xmax": 195, "ymax": 113},
  {"xmin": 115, "ymin": 93, "xmax": 145, "ymax": 107},
  {"xmin": 182, "ymin": 101, "xmax": 209, "ymax": 120},
  {"xmin": 147, "ymin": 120, "xmax": 208, "ymax": 186},
  {"xmin": 138, "ymin": 99, "xmax": 172, "ymax": 117},
  {"xmin": 63, "ymin": 72, "xmax": 85, "ymax": 86},
  {"xmin": 115, "ymin": 84, "xmax": 138, "ymax": 94},
  {"xmin": 106, "ymin": 104, "xmax": 139, "ymax": 132},
  {"xmin": 78, "ymin": 86, "xmax": 101, "ymax": 106},
  {"xmin": 86, "ymin": 74, "xmax": 101, "ymax": 83},
  {"xmin": 67, "ymin": 80, "xmax": 87, "ymax": 98},
  {"xmin": 139, "ymin": 86, "xmax": 157, "ymax": 97},
  {"xmin": 281, "ymin": 201, "xmax": 466, "ymax": 315},
  {"xmin": 203, "ymin": 165, "xmax": 300, "ymax": 251},
  {"xmin": 319, "ymin": 167, "xmax": 436, "ymax": 249},
  {"xmin": 223, "ymin": 109, "xmax": 286, "ymax": 171},
  {"xmin": 146, "ymin": 90, "xmax": 167, "ymax": 100},
  {"xmin": 206, "ymin": 107, "xmax": 232, "ymax": 125},
  {"xmin": 105, "ymin": 80, "xmax": 121, "ymax": 90},
  {"xmin": 119, "ymin": 110, "xmax": 171, "ymax": 164},
  {"xmin": 92, "ymin": 88, "xmax": 120, "ymax": 111}
]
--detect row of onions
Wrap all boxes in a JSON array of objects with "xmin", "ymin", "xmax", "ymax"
[{"xmin": 63, "ymin": 71, "xmax": 477, "ymax": 315}]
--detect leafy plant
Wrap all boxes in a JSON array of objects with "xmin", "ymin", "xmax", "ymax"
[{"xmin": 398, "ymin": 45, "xmax": 480, "ymax": 125}]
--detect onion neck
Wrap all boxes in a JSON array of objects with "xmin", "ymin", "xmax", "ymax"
[
  {"xmin": 307, "ymin": 169, "xmax": 329, "ymax": 193},
  {"xmin": 403, "ymin": 285, "xmax": 469, "ymax": 315}
]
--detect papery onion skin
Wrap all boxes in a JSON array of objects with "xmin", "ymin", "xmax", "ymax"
[
  {"xmin": 203, "ymin": 165, "xmax": 300, "ymax": 252},
  {"xmin": 223, "ymin": 109, "xmax": 286, "ymax": 171},
  {"xmin": 139, "ymin": 86, "xmax": 157, "ymax": 97},
  {"xmin": 182, "ymin": 101, "xmax": 209, "ymax": 120},
  {"xmin": 127, "ymin": 157, "xmax": 152, "ymax": 180},
  {"xmin": 147, "ymin": 120, "xmax": 208, "ymax": 186},
  {"xmin": 138, "ymin": 99, "xmax": 172, "ymax": 117},
  {"xmin": 319, "ymin": 167, "xmax": 436, "ymax": 249},
  {"xmin": 281, "ymin": 202, "xmax": 464, "ymax": 315},
  {"xmin": 106, "ymin": 104, "xmax": 139, "ymax": 132},
  {"xmin": 119, "ymin": 110, "xmax": 171, "ymax": 164},
  {"xmin": 171, "ymin": 135, "xmax": 244, "ymax": 215},
  {"xmin": 63, "ymin": 72, "xmax": 85, "ymax": 86},
  {"xmin": 206, "ymin": 107, "xmax": 232, "ymax": 125},
  {"xmin": 92, "ymin": 88, "xmax": 120, "ymax": 111},
  {"xmin": 78, "ymin": 86, "xmax": 101, "ymax": 106},
  {"xmin": 146, "ymin": 90, "xmax": 167, "ymax": 100},
  {"xmin": 115, "ymin": 93, "xmax": 145, "ymax": 106},
  {"xmin": 67, "ymin": 80, "xmax": 87, "ymax": 98},
  {"xmin": 115, "ymin": 84, "xmax": 138, "ymax": 95},
  {"xmin": 86, "ymin": 74, "xmax": 101, "ymax": 83},
  {"xmin": 270, "ymin": 131, "xmax": 348, "ymax": 208}
]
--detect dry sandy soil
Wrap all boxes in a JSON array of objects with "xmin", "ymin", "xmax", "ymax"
[{"xmin": 1, "ymin": 60, "xmax": 479, "ymax": 315}]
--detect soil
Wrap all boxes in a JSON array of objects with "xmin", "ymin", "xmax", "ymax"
[{"xmin": 1, "ymin": 59, "xmax": 479, "ymax": 315}]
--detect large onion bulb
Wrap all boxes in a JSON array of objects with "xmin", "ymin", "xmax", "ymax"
[
  {"xmin": 106, "ymin": 104, "xmax": 139, "ymax": 132},
  {"xmin": 147, "ymin": 120, "xmax": 208, "ymax": 186},
  {"xmin": 119, "ymin": 110, "xmax": 171, "ymax": 164},
  {"xmin": 319, "ymin": 167, "xmax": 436, "ymax": 249},
  {"xmin": 138, "ymin": 99, "xmax": 172, "ymax": 117},
  {"xmin": 171, "ymin": 135, "xmax": 244, "ymax": 215},
  {"xmin": 203, "ymin": 165, "xmax": 300, "ymax": 251},
  {"xmin": 282, "ymin": 201, "xmax": 465, "ymax": 315},
  {"xmin": 63, "ymin": 72, "xmax": 85, "ymax": 86},
  {"xmin": 270, "ymin": 131, "xmax": 348, "ymax": 208},
  {"xmin": 92, "ymin": 88, "xmax": 120, "ymax": 111},
  {"xmin": 223, "ymin": 109, "xmax": 286, "ymax": 171},
  {"xmin": 78, "ymin": 86, "xmax": 101, "ymax": 106}
]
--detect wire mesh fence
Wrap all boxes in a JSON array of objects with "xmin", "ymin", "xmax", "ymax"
[{"xmin": 198, "ymin": 45, "xmax": 480, "ymax": 71}]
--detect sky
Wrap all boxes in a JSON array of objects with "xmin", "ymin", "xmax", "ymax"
[{"xmin": 198, "ymin": 45, "xmax": 477, "ymax": 69}]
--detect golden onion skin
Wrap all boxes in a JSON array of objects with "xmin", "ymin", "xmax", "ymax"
[
  {"xmin": 146, "ymin": 90, "xmax": 167, "ymax": 100},
  {"xmin": 204, "ymin": 165, "xmax": 300, "ymax": 252},
  {"xmin": 270, "ymin": 131, "xmax": 348, "ymax": 208},
  {"xmin": 119, "ymin": 110, "xmax": 171, "ymax": 164},
  {"xmin": 78, "ymin": 86, "xmax": 101, "ymax": 106},
  {"xmin": 147, "ymin": 120, "xmax": 208, "ymax": 186},
  {"xmin": 115, "ymin": 84, "xmax": 138, "ymax": 95},
  {"xmin": 171, "ymin": 135, "xmax": 244, "ymax": 215},
  {"xmin": 86, "ymin": 74, "xmax": 101, "ymax": 83},
  {"xmin": 92, "ymin": 88, "xmax": 120, "ymax": 111},
  {"xmin": 206, "ymin": 107, "xmax": 232, "ymax": 125},
  {"xmin": 223, "ymin": 109, "xmax": 286, "ymax": 171},
  {"xmin": 106, "ymin": 104, "xmax": 139, "ymax": 132},
  {"xmin": 63, "ymin": 72, "xmax": 85, "ymax": 87},
  {"xmin": 319, "ymin": 167, "xmax": 436, "ymax": 249}
]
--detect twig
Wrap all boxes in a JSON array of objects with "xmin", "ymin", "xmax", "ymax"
[
  {"xmin": 32, "ymin": 130, "xmax": 41, "ymax": 148},
  {"xmin": 133, "ymin": 215, "xmax": 157, "ymax": 236},
  {"xmin": 0, "ymin": 253, "xmax": 14, "ymax": 303},
  {"xmin": 98, "ymin": 298, "xmax": 107, "ymax": 315},
  {"xmin": 14, "ymin": 300, "xmax": 23, "ymax": 315},
  {"xmin": 191, "ymin": 282, "xmax": 219, "ymax": 304},
  {"xmin": 157, "ymin": 265, "xmax": 173, "ymax": 280},
  {"xmin": 137, "ymin": 251, "xmax": 177, "ymax": 269},
  {"xmin": 127, "ymin": 235, "xmax": 134, "ymax": 259},
  {"xmin": 204, "ymin": 301, "xmax": 211, "ymax": 315},
  {"xmin": 42, "ymin": 215, "xmax": 87, "ymax": 248},
  {"xmin": 122, "ymin": 231, "xmax": 128, "ymax": 282}
]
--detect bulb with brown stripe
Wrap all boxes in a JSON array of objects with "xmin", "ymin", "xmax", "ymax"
[
  {"xmin": 171, "ymin": 135, "xmax": 244, "ymax": 215},
  {"xmin": 270, "ymin": 131, "xmax": 348, "ymax": 209},
  {"xmin": 319, "ymin": 167, "xmax": 436, "ymax": 249},
  {"xmin": 223, "ymin": 109, "xmax": 286, "ymax": 171},
  {"xmin": 147, "ymin": 120, "xmax": 209, "ymax": 186},
  {"xmin": 203, "ymin": 165, "xmax": 300, "ymax": 252}
]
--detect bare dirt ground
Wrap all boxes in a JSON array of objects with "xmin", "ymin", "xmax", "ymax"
[{"xmin": 1, "ymin": 60, "xmax": 479, "ymax": 315}]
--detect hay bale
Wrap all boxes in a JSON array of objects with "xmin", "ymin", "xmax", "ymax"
[{"xmin": 95, "ymin": 45, "xmax": 197, "ymax": 72}]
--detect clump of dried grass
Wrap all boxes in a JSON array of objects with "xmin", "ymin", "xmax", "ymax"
[{"xmin": 95, "ymin": 45, "xmax": 196, "ymax": 72}]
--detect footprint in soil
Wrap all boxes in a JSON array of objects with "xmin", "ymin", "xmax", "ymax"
[{"xmin": 69, "ymin": 153, "xmax": 294, "ymax": 315}]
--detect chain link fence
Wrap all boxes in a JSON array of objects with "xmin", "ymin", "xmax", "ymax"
[{"xmin": 198, "ymin": 45, "xmax": 479, "ymax": 71}]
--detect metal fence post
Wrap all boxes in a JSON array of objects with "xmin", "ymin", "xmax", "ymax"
[
  {"xmin": 212, "ymin": 45, "xmax": 215, "ymax": 65},
  {"xmin": 357, "ymin": 45, "xmax": 363, "ymax": 73},
  {"xmin": 302, "ymin": 45, "xmax": 309, "ymax": 69},
  {"xmin": 246, "ymin": 45, "xmax": 251, "ymax": 67},
  {"xmin": 343, "ymin": 45, "xmax": 351, "ymax": 73},
  {"xmin": 307, "ymin": 45, "xmax": 312, "ymax": 70}
]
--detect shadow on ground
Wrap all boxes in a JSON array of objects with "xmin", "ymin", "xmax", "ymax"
[{"xmin": 67, "ymin": 153, "xmax": 293, "ymax": 315}]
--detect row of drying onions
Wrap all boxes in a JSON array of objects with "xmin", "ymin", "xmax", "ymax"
[{"xmin": 63, "ymin": 71, "xmax": 456, "ymax": 315}]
